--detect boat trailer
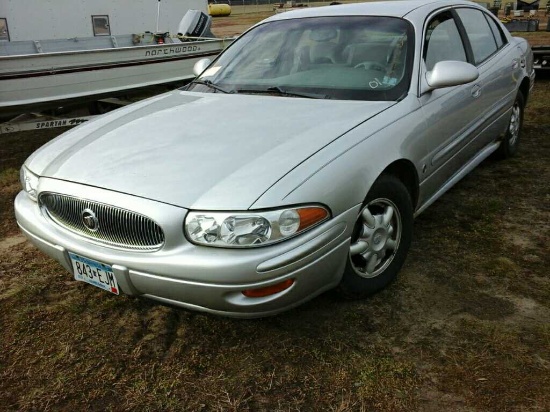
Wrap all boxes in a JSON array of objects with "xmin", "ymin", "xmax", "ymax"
[
  {"xmin": 533, "ymin": 45, "xmax": 550, "ymax": 70},
  {"xmin": 0, "ymin": 96, "xmax": 141, "ymax": 135},
  {"xmin": 0, "ymin": 114, "xmax": 94, "ymax": 134}
]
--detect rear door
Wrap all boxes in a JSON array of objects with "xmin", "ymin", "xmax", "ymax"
[{"xmin": 454, "ymin": 7, "xmax": 517, "ymax": 146}]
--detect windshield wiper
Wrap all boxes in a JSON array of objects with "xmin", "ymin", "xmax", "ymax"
[
  {"xmin": 188, "ymin": 79, "xmax": 232, "ymax": 94},
  {"xmin": 234, "ymin": 86, "xmax": 330, "ymax": 99}
]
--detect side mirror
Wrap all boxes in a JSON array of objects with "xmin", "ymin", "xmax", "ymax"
[
  {"xmin": 426, "ymin": 61, "xmax": 479, "ymax": 90},
  {"xmin": 193, "ymin": 58, "xmax": 212, "ymax": 76}
]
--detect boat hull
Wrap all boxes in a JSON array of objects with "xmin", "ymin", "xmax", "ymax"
[{"xmin": 0, "ymin": 39, "xmax": 231, "ymax": 116}]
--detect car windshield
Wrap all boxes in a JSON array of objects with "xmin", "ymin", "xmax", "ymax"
[{"xmin": 186, "ymin": 16, "xmax": 413, "ymax": 101}]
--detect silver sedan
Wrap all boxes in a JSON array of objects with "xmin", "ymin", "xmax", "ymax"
[{"xmin": 15, "ymin": 0, "xmax": 535, "ymax": 317}]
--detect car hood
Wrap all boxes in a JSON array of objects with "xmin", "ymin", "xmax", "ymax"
[{"xmin": 28, "ymin": 91, "xmax": 392, "ymax": 209}]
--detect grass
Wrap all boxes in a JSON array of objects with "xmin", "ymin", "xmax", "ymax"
[{"xmin": 0, "ymin": 35, "xmax": 549, "ymax": 412}]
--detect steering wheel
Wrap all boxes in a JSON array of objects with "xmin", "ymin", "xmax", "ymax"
[{"xmin": 354, "ymin": 61, "xmax": 386, "ymax": 72}]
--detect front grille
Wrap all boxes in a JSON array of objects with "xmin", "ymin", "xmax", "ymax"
[{"xmin": 39, "ymin": 193, "xmax": 165, "ymax": 251}]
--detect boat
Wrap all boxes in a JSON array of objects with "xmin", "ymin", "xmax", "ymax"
[{"xmin": 0, "ymin": 3, "xmax": 233, "ymax": 117}]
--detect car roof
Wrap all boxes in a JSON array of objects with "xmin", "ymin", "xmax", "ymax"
[{"xmin": 264, "ymin": 0, "xmax": 481, "ymax": 21}]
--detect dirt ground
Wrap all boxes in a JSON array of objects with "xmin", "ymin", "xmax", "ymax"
[{"xmin": 1, "ymin": 10, "xmax": 549, "ymax": 412}]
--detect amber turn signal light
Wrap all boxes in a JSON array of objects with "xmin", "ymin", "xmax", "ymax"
[
  {"xmin": 297, "ymin": 207, "xmax": 329, "ymax": 231},
  {"xmin": 242, "ymin": 279, "xmax": 294, "ymax": 298}
]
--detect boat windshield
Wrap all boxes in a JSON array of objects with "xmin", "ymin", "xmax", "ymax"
[{"xmin": 186, "ymin": 16, "xmax": 414, "ymax": 101}]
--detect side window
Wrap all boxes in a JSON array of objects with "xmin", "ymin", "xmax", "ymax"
[
  {"xmin": 423, "ymin": 11, "xmax": 467, "ymax": 71},
  {"xmin": 92, "ymin": 15, "xmax": 111, "ymax": 36},
  {"xmin": 456, "ymin": 8, "xmax": 498, "ymax": 65},
  {"xmin": 0, "ymin": 18, "xmax": 9, "ymax": 41},
  {"xmin": 484, "ymin": 14, "xmax": 506, "ymax": 49}
]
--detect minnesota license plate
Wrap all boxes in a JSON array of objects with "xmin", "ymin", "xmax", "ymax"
[{"xmin": 69, "ymin": 252, "xmax": 119, "ymax": 295}]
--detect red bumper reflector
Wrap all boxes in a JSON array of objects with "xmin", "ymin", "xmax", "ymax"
[{"xmin": 242, "ymin": 279, "xmax": 294, "ymax": 298}]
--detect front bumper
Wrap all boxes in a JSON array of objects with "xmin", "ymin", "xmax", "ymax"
[{"xmin": 14, "ymin": 179, "xmax": 358, "ymax": 318}]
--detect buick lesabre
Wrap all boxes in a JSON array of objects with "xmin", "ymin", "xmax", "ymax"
[{"xmin": 15, "ymin": 0, "xmax": 535, "ymax": 317}]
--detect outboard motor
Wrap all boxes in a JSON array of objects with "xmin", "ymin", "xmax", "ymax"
[{"xmin": 177, "ymin": 10, "xmax": 214, "ymax": 40}]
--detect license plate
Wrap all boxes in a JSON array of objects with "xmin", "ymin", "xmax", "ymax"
[{"xmin": 69, "ymin": 252, "xmax": 119, "ymax": 295}]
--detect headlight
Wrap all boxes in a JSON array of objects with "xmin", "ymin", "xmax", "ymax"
[
  {"xmin": 20, "ymin": 166, "xmax": 39, "ymax": 201},
  {"xmin": 185, "ymin": 206, "xmax": 330, "ymax": 248}
]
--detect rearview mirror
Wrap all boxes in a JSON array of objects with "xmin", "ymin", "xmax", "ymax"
[
  {"xmin": 426, "ymin": 61, "xmax": 479, "ymax": 90},
  {"xmin": 193, "ymin": 58, "xmax": 212, "ymax": 76}
]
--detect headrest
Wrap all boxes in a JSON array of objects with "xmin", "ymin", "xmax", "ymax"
[{"xmin": 309, "ymin": 28, "xmax": 337, "ymax": 42}]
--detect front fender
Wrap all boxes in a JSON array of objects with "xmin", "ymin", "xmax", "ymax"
[{"xmin": 251, "ymin": 95, "xmax": 426, "ymax": 217}]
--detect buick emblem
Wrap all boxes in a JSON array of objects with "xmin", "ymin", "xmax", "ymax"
[{"xmin": 81, "ymin": 208, "xmax": 99, "ymax": 232}]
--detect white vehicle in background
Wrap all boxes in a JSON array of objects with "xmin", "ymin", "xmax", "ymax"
[{"xmin": 0, "ymin": 0, "xmax": 232, "ymax": 117}]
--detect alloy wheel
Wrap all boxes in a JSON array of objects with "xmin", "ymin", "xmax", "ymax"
[{"xmin": 349, "ymin": 198, "xmax": 402, "ymax": 279}]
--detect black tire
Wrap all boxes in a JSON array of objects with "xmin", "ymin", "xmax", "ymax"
[
  {"xmin": 496, "ymin": 91, "xmax": 524, "ymax": 159},
  {"xmin": 337, "ymin": 174, "xmax": 413, "ymax": 300}
]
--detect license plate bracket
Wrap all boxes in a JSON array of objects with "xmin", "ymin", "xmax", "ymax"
[{"xmin": 69, "ymin": 252, "xmax": 119, "ymax": 295}]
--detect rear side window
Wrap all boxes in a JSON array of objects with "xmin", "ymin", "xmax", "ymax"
[
  {"xmin": 455, "ymin": 8, "xmax": 498, "ymax": 65},
  {"xmin": 484, "ymin": 14, "xmax": 506, "ymax": 49}
]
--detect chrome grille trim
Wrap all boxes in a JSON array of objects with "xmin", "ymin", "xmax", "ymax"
[{"xmin": 39, "ymin": 193, "xmax": 165, "ymax": 251}]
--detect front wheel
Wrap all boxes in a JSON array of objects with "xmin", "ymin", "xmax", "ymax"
[{"xmin": 337, "ymin": 175, "xmax": 413, "ymax": 299}]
